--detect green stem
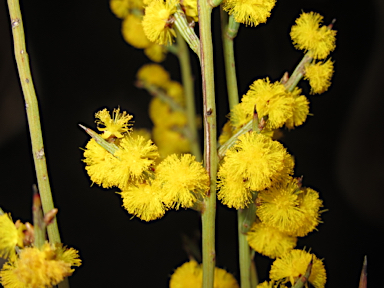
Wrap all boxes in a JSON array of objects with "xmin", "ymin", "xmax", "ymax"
[
  {"xmin": 198, "ymin": 0, "xmax": 217, "ymax": 287},
  {"xmin": 174, "ymin": 8, "xmax": 201, "ymax": 58},
  {"xmin": 221, "ymin": 12, "xmax": 240, "ymax": 110},
  {"xmin": 7, "ymin": 0, "xmax": 61, "ymax": 245},
  {"xmin": 176, "ymin": 34, "xmax": 202, "ymax": 161},
  {"xmin": 238, "ymin": 209, "xmax": 252, "ymax": 288}
]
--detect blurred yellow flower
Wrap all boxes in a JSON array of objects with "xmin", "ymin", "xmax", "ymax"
[
  {"xmin": 137, "ymin": 63, "xmax": 170, "ymax": 87},
  {"xmin": 122, "ymin": 14, "xmax": 152, "ymax": 49}
]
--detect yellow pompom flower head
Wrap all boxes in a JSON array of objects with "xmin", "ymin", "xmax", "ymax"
[
  {"xmin": 0, "ymin": 213, "xmax": 25, "ymax": 260},
  {"xmin": 95, "ymin": 107, "xmax": 133, "ymax": 140},
  {"xmin": 270, "ymin": 249, "xmax": 326, "ymax": 288},
  {"xmin": 290, "ymin": 12, "xmax": 336, "ymax": 60},
  {"xmin": 142, "ymin": 0, "xmax": 178, "ymax": 45},
  {"xmin": 304, "ymin": 59, "xmax": 334, "ymax": 94},
  {"xmin": 223, "ymin": 0, "xmax": 276, "ymax": 27}
]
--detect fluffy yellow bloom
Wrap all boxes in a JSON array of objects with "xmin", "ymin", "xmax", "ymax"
[
  {"xmin": 217, "ymin": 169, "xmax": 253, "ymax": 209},
  {"xmin": 223, "ymin": 0, "xmax": 275, "ymax": 27},
  {"xmin": 304, "ymin": 59, "xmax": 334, "ymax": 94},
  {"xmin": 95, "ymin": 108, "xmax": 133, "ymax": 139},
  {"xmin": 257, "ymin": 178, "xmax": 322, "ymax": 236},
  {"xmin": 169, "ymin": 260, "xmax": 239, "ymax": 288},
  {"xmin": 111, "ymin": 134, "xmax": 159, "ymax": 189},
  {"xmin": 149, "ymin": 98, "xmax": 187, "ymax": 128},
  {"xmin": 218, "ymin": 132, "xmax": 293, "ymax": 194},
  {"xmin": 247, "ymin": 222, "xmax": 297, "ymax": 259},
  {"xmin": 110, "ymin": 0, "xmax": 131, "ymax": 18},
  {"xmin": 241, "ymin": 78, "xmax": 294, "ymax": 130},
  {"xmin": 0, "ymin": 243, "xmax": 81, "ymax": 288},
  {"xmin": 144, "ymin": 43, "xmax": 167, "ymax": 62},
  {"xmin": 181, "ymin": 0, "xmax": 198, "ymax": 22},
  {"xmin": 137, "ymin": 63, "xmax": 170, "ymax": 87},
  {"xmin": 83, "ymin": 138, "xmax": 119, "ymax": 188},
  {"xmin": 152, "ymin": 126, "xmax": 190, "ymax": 157},
  {"xmin": 122, "ymin": 14, "xmax": 152, "ymax": 49},
  {"xmin": 290, "ymin": 12, "xmax": 336, "ymax": 60},
  {"xmin": 142, "ymin": 0, "xmax": 178, "ymax": 45},
  {"xmin": 285, "ymin": 88, "xmax": 310, "ymax": 129},
  {"xmin": 120, "ymin": 181, "xmax": 166, "ymax": 221},
  {"xmin": 218, "ymin": 121, "xmax": 234, "ymax": 146},
  {"xmin": 270, "ymin": 249, "xmax": 326, "ymax": 288},
  {"xmin": 156, "ymin": 154, "xmax": 209, "ymax": 209},
  {"xmin": 0, "ymin": 214, "xmax": 24, "ymax": 260}
]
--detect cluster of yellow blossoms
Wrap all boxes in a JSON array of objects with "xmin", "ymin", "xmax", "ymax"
[
  {"xmin": 83, "ymin": 107, "xmax": 208, "ymax": 221},
  {"xmin": 0, "ymin": 213, "xmax": 81, "ymax": 288},
  {"xmin": 136, "ymin": 64, "xmax": 194, "ymax": 158}
]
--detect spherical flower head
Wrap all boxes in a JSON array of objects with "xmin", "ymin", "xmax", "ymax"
[
  {"xmin": 142, "ymin": 0, "xmax": 178, "ymax": 45},
  {"xmin": 290, "ymin": 12, "xmax": 336, "ymax": 60},
  {"xmin": 247, "ymin": 222, "xmax": 297, "ymax": 259},
  {"xmin": 217, "ymin": 168, "xmax": 253, "ymax": 209},
  {"xmin": 169, "ymin": 260, "xmax": 239, "ymax": 288},
  {"xmin": 220, "ymin": 132, "xmax": 293, "ymax": 193},
  {"xmin": 122, "ymin": 14, "xmax": 152, "ymax": 49},
  {"xmin": 156, "ymin": 154, "xmax": 209, "ymax": 209},
  {"xmin": 144, "ymin": 43, "xmax": 167, "ymax": 62},
  {"xmin": 223, "ymin": 0, "xmax": 276, "ymax": 27},
  {"xmin": 285, "ymin": 88, "xmax": 309, "ymax": 129},
  {"xmin": 242, "ymin": 78, "xmax": 294, "ymax": 129},
  {"xmin": 304, "ymin": 59, "xmax": 334, "ymax": 94},
  {"xmin": 0, "ymin": 243, "xmax": 81, "ymax": 288},
  {"xmin": 270, "ymin": 249, "xmax": 326, "ymax": 288},
  {"xmin": 149, "ymin": 98, "xmax": 187, "ymax": 128},
  {"xmin": 95, "ymin": 108, "xmax": 133, "ymax": 139},
  {"xmin": 152, "ymin": 126, "xmax": 190, "ymax": 158},
  {"xmin": 257, "ymin": 179, "xmax": 304, "ymax": 234},
  {"xmin": 110, "ymin": 0, "xmax": 131, "ymax": 18},
  {"xmin": 83, "ymin": 138, "xmax": 119, "ymax": 188},
  {"xmin": 0, "ymin": 214, "xmax": 24, "ymax": 260},
  {"xmin": 169, "ymin": 260, "xmax": 202, "ymax": 288},
  {"xmin": 165, "ymin": 80, "xmax": 185, "ymax": 106},
  {"xmin": 137, "ymin": 63, "xmax": 170, "ymax": 88},
  {"xmin": 120, "ymin": 181, "xmax": 166, "ymax": 221},
  {"xmin": 111, "ymin": 134, "xmax": 159, "ymax": 189}
]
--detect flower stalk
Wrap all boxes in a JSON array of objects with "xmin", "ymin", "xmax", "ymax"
[
  {"xmin": 7, "ymin": 0, "xmax": 61, "ymax": 245},
  {"xmin": 198, "ymin": 0, "xmax": 217, "ymax": 286}
]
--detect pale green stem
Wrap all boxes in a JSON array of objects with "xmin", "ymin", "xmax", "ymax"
[
  {"xmin": 174, "ymin": 9, "xmax": 201, "ymax": 58},
  {"xmin": 220, "ymin": 11, "xmax": 240, "ymax": 109},
  {"xmin": 7, "ymin": 0, "xmax": 61, "ymax": 245},
  {"xmin": 198, "ymin": 0, "xmax": 217, "ymax": 287},
  {"xmin": 217, "ymin": 52, "xmax": 313, "ymax": 159},
  {"xmin": 176, "ymin": 34, "xmax": 202, "ymax": 161}
]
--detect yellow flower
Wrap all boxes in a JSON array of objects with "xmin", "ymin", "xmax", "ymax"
[
  {"xmin": 169, "ymin": 260, "xmax": 202, "ymax": 288},
  {"xmin": 165, "ymin": 80, "xmax": 185, "ymax": 106},
  {"xmin": 285, "ymin": 88, "xmax": 310, "ymax": 129},
  {"xmin": 131, "ymin": 128, "xmax": 152, "ymax": 141},
  {"xmin": 0, "ymin": 243, "xmax": 81, "ymax": 288},
  {"xmin": 218, "ymin": 121, "xmax": 234, "ymax": 146},
  {"xmin": 290, "ymin": 12, "xmax": 336, "ymax": 60},
  {"xmin": 181, "ymin": 0, "xmax": 198, "ymax": 22},
  {"xmin": 242, "ymin": 78, "xmax": 294, "ymax": 130},
  {"xmin": 111, "ymin": 134, "xmax": 159, "ymax": 189},
  {"xmin": 110, "ymin": 0, "xmax": 131, "ymax": 18},
  {"xmin": 137, "ymin": 63, "xmax": 170, "ymax": 87},
  {"xmin": 257, "ymin": 178, "xmax": 322, "ymax": 236},
  {"xmin": 122, "ymin": 14, "xmax": 152, "ymax": 49},
  {"xmin": 144, "ymin": 43, "xmax": 167, "ymax": 62},
  {"xmin": 0, "ymin": 214, "xmax": 24, "ymax": 260},
  {"xmin": 152, "ymin": 126, "xmax": 190, "ymax": 158},
  {"xmin": 142, "ymin": 0, "xmax": 178, "ymax": 45},
  {"xmin": 95, "ymin": 107, "xmax": 133, "ymax": 139},
  {"xmin": 247, "ymin": 222, "xmax": 297, "ymax": 259},
  {"xmin": 156, "ymin": 154, "xmax": 209, "ymax": 209},
  {"xmin": 83, "ymin": 138, "xmax": 119, "ymax": 188},
  {"xmin": 149, "ymin": 98, "xmax": 187, "ymax": 128},
  {"xmin": 169, "ymin": 260, "xmax": 239, "ymax": 288},
  {"xmin": 218, "ymin": 132, "xmax": 293, "ymax": 193},
  {"xmin": 304, "ymin": 59, "xmax": 334, "ymax": 94},
  {"xmin": 270, "ymin": 249, "xmax": 326, "ymax": 288},
  {"xmin": 120, "ymin": 181, "xmax": 166, "ymax": 221},
  {"xmin": 223, "ymin": 0, "xmax": 276, "ymax": 27}
]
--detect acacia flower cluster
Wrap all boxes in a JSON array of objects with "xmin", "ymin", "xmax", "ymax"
[
  {"xmin": 82, "ymin": 107, "xmax": 209, "ymax": 221},
  {"xmin": 169, "ymin": 260, "xmax": 240, "ymax": 288}
]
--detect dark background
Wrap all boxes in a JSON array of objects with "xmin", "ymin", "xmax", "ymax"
[{"xmin": 1, "ymin": 0, "xmax": 383, "ymax": 287}]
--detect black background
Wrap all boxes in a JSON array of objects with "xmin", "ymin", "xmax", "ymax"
[{"xmin": 1, "ymin": 0, "xmax": 383, "ymax": 287}]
